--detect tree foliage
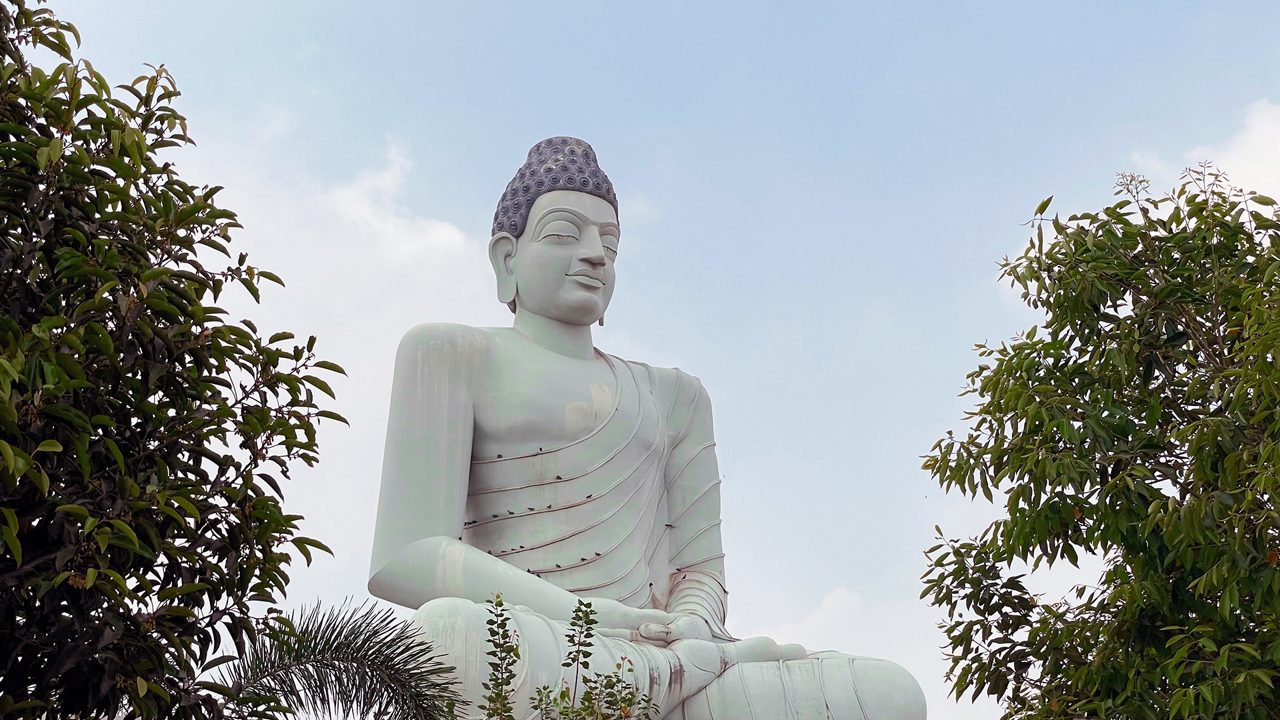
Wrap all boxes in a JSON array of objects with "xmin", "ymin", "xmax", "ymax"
[
  {"xmin": 923, "ymin": 166, "xmax": 1280, "ymax": 718},
  {"xmin": 0, "ymin": 1, "xmax": 345, "ymax": 717}
]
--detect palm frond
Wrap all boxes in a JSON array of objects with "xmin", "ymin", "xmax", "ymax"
[{"xmin": 220, "ymin": 600, "xmax": 460, "ymax": 720}]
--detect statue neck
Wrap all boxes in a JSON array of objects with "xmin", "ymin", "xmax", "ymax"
[{"xmin": 512, "ymin": 307, "xmax": 596, "ymax": 360}]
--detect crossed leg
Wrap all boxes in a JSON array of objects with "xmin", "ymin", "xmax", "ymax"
[
  {"xmin": 411, "ymin": 598, "xmax": 925, "ymax": 720},
  {"xmin": 674, "ymin": 653, "xmax": 926, "ymax": 720}
]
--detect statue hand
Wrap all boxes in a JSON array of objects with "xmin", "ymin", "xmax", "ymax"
[
  {"xmin": 670, "ymin": 635, "xmax": 809, "ymax": 665},
  {"xmin": 636, "ymin": 613, "xmax": 715, "ymax": 646},
  {"xmin": 581, "ymin": 596, "xmax": 675, "ymax": 633},
  {"xmin": 659, "ymin": 636, "xmax": 796, "ymax": 684}
]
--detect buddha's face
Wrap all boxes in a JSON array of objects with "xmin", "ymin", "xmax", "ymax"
[{"xmin": 492, "ymin": 190, "xmax": 620, "ymax": 325}]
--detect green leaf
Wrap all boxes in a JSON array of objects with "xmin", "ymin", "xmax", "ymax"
[
  {"xmin": 157, "ymin": 582, "xmax": 210, "ymax": 601},
  {"xmin": 31, "ymin": 462, "xmax": 52, "ymax": 492},
  {"xmin": 302, "ymin": 375, "xmax": 336, "ymax": 399},
  {"xmin": 193, "ymin": 681, "xmax": 235, "ymax": 698},
  {"xmin": 1265, "ymin": 260, "xmax": 1280, "ymax": 285},
  {"xmin": 171, "ymin": 495, "xmax": 200, "ymax": 519},
  {"xmin": 35, "ymin": 440, "xmax": 62, "ymax": 453},
  {"xmin": 316, "ymin": 409, "xmax": 350, "ymax": 426},
  {"xmin": 139, "ymin": 267, "xmax": 171, "ymax": 283},
  {"xmin": 257, "ymin": 270, "xmax": 285, "ymax": 287},
  {"xmin": 312, "ymin": 360, "xmax": 346, "ymax": 375},
  {"xmin": 1, "ymin": 525, "xmax": 22, "ymax": 566},
  {"xmin": 108, "ymin": 519, "xmax": 140, "ymax": 550},
  {"xmin": 56, "ymin": 504, "xmax": 89, "ymax": 519},
  {"xmin": 239, "ymin": 276, "xmax": 261, "ymax": 302},
  {"xmin": 292, "ymin": 536, "xmax": 333, "ymax": 557},
  {"xmin": 104, "ymin": 437, "xmax": 126, "ymax": 473},
  {"xmin": 199, "ymin": 655, "xmax": 239, "ymax": 672},
  {"xmin": 1034, "ymin": 195, "xmax": 1054, "ymax": 216},
  {"xmin": 41, "ymin": 404, "xmax": 92, "ymax": 432}
]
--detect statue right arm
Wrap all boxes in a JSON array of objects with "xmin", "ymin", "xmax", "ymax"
[
  {"xmin": 366, "ymin": 324, "xmax": 668, "ymax": 631},
  {"xmin": 368, "ymin": 324, "xmax": 568, "ymax": 612},
  {"xmin": 368, "ymin": 322, "xmax": 475, "ymax": 597}
]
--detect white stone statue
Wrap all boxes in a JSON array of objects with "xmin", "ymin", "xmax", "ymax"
[{"xmin": 369, "ymin": 137, "xmax": 926, "ymax": 719}]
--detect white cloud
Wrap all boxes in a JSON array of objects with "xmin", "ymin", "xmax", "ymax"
[
  {"xmin": 181, "ymin": 125, "xmax": 500, "ymax": 332},
  {"xmin": 157, "ymin": 106, "xmax": 511, "ymax": 610},
  {"xmin": 622, "ymin": 192, "xmax": 661, "ymax": 225},
  {"xmin": 735, "ymin": 585, "xmax": 865, "ymax": 653},
  {"xmin": 1187, "ymin": 99, "xmax": 1280, "ymax": 196},
  {"xmin": 1128, "ymin": 149, "xmax": 1176, "ymax": 188},
  {"xmin": 1131, "ymin": 98, "xmax": 1280, "ymax": 196}
]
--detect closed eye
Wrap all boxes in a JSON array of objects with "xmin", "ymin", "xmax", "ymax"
[{"xmin": 538, "ymin": 218, "xmax": 581, "ymax": 242}]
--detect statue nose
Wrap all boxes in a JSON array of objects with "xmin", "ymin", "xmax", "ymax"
[{"xmin": 579, "ymin": 228, "xmax": 607, "ymax": 265}]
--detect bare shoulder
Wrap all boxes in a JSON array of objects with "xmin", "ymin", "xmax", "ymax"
[
  {"xmin": 398, "ymin": 322, "xmax": 498, "ymax": 356},
  {"xmin": 393, "ymin": 324, "xmax": 503, "ymax": 389}
]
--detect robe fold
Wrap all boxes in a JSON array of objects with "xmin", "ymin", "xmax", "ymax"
[{"xmin": 463, "ymin": 353, "xmax": 726, "ymax": 620}]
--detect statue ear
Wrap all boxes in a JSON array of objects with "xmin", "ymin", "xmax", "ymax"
[{"xmin": 488, "ymin": 232, "xmax": 518, "ymax": 306}]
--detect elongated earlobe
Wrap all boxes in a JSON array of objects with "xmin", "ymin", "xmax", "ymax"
[{"xmin": 488, "ymin": 232, "xmax": 517, "ymax": 309}]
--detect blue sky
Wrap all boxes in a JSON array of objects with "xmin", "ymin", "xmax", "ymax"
[{"xmin": 64, "ymin": 2, "xmax": 1280, "ymax": 716}]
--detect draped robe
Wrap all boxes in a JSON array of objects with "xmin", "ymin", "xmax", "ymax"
[
  {"xmin": 409, "ymin": 352, "xmax": 927, "ymax": 719},
  {"xmin": 462, "ymin": 353, "xmax": 730, "ymax": 634}
]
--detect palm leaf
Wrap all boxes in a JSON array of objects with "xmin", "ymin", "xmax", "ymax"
[{"xmin": 221, "ymin": 601, "xmax": 460, "ymax": 720}]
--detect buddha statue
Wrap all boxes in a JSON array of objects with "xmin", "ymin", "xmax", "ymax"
[{"xmin": 369, "ymin": 137, "xmax": 927, "ymax": 719}]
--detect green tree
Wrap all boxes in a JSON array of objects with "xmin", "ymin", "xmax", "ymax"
[
  {"xmin": 0, "ymin": 1, "xmax": 349, "ymax": 717},
  {"xmin": 923, "ymin": 166, "xmax": 1280, "ymax": 719}
]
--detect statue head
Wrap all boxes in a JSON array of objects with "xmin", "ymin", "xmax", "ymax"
[{"xmin": 489, "ymin": 137, "xmax": 620, "ymax": 326}]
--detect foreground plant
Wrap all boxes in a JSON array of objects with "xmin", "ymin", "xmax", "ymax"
[
  {"xmin": 218, "ymin": 602, "xmax": 459, "ymax": 720},
  {"xmin": 923, "ymin": 166, "xmax": 1280, "ymax": 718},
  {"xmin": 482, "ymin": 596, "xmax": 656, "ymax": 720}
]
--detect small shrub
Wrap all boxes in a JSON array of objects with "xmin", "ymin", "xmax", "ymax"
[{"xmin": 482, "ymin": 597, "xmax": 656, "ymax": 720}]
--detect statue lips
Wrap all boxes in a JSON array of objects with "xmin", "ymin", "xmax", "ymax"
[{"xmin": 566, "ymin": 270, "xmax": 605, "ymax": 289}]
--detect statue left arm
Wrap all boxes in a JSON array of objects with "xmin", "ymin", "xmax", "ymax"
[{"xmin": 661, "ymin": 372, "xmax": 735, "ymax": 642}]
